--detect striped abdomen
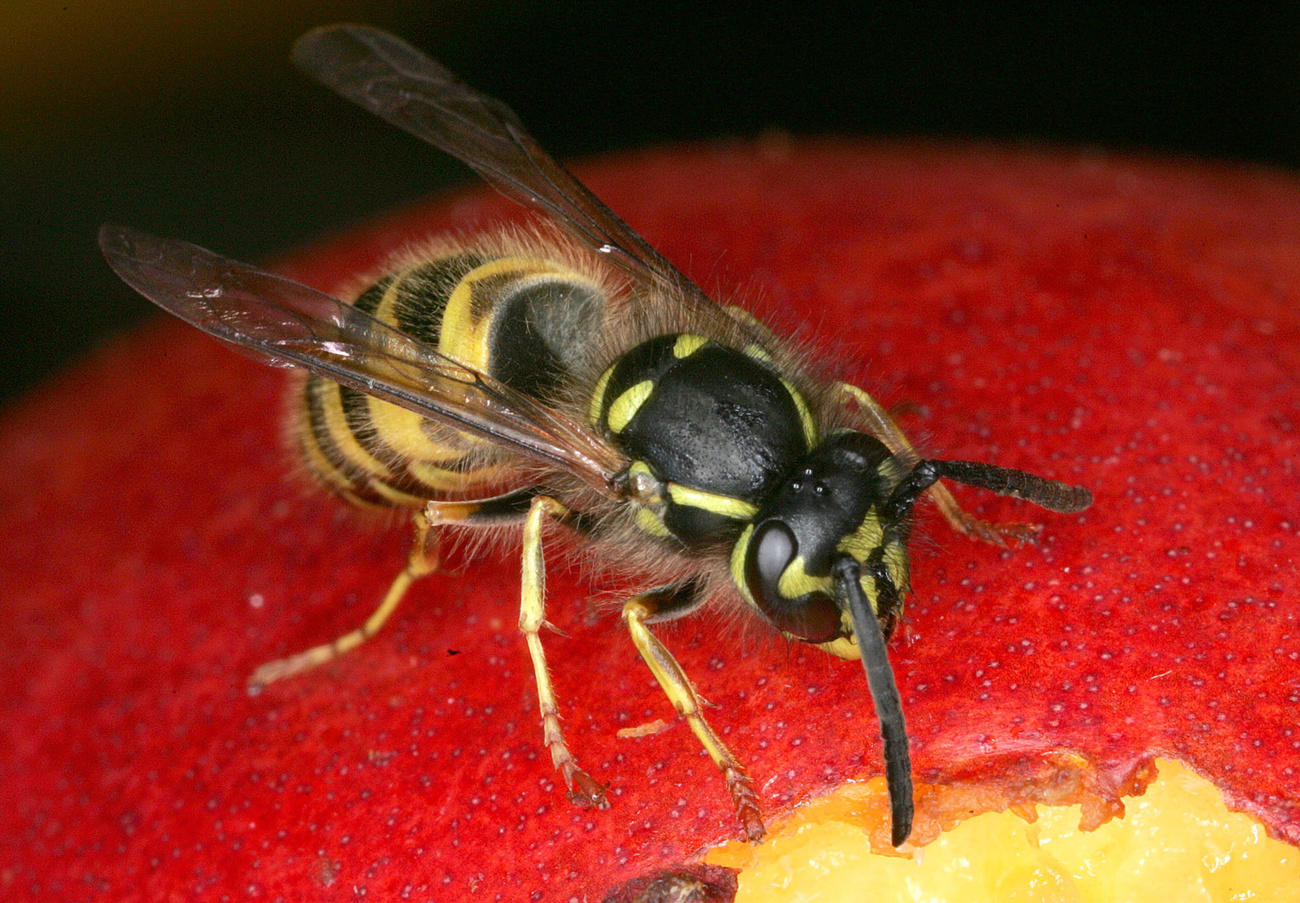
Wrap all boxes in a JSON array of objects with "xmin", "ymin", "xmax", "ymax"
[{"xmin": 294, "ymin": 247, "xmax": 606, "ymax": 508}]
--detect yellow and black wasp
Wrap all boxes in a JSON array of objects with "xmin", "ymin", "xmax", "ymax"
[{"xmin": 100, "ymin": 25, "xmax": 1092, "ymax": 847}]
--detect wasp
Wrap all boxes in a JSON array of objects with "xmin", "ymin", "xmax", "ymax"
[{"xmin": 100, "ymin": 25, "xmax": 1092, "ymax": 848}]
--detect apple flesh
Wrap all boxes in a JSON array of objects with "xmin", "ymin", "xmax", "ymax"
[{"xmin": 2, "ymin": 141, "xmax": 1298, "ymax": 900}]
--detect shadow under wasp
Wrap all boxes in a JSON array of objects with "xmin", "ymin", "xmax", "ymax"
[{"xmin": 100, "ymin": 24, "xmax": 1093, "ymax": 847}]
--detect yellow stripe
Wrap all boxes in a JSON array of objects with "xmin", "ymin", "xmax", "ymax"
[
  {"xmin": 369, "ymin": 266, "xmax": 408, "ymax": 322},
  {"xmin": 723, "ymin": 304, "xmax": 757, "ymax": 323},
  {"xmin": 366, "ymin": 395, "xmax": 473, "ymax": 465},
  {"xmin": 666, "ymin": 483, "xmax": 758, "ymax": 520},
  {"xmin": 607, "ymin": 380, "xmax": 655, "ymax": 433},
  {"xmin": 407, "ymin": 460, "xmax": 509, "ymax": 493},
  {"xmin": 742, "ymin": 343, "xmax": 772, "ymax": 362},
  {"xmin": 360, "ymin": 269, "xmax": 486, "ymax": 472},
  {"xmin": 817, "ymin": 635, "xmax": 861, "ymax": 661},
  {"xmin": 589, "ymin": 365, "xmax": 614, "ymax": 426},
  {"xmin": 730, "ymin": 524, "xmax": 756, "ymax": 606},
  {"xmin": 635, "ymin": 507, "xmax": 673, "ymax": 538},
  {"xmin": 835, "ymin": 509, "xmax": 884, "ymax": 563},
  {"xmin": 407, "ymin": 460, "xmax": 471, "ymax": 493},
  {"xmin": 320, "ymin": 383, "xmax": 392, "ymax": 477},
  {"xmin": 777, "ymin": 555, "xmax": 830, "ymax": 600},
  {"xmin": 628, "ymin": 459, "xmax": 656, "ymax": 479},
  {"xmin": 441, "ymin": 257, "xmax": 533, "ymax": 370},
  {"xmin": 442, "ymin": 256, "xmax": 602, "ymax": 373},
  {"xmin": 672, "ymin": 333, "xmax": 708, "ymax": 358},
  {"xmin": 299, "ymin": 416, "xmax": 365, "ymax": 497},
  {"xmin": 365, "ymin": 477, "xmax": 429, "ymax": 508},
  {"xmin": 781, "ymin": 377, "xmax": 818, "ymax": 449}
]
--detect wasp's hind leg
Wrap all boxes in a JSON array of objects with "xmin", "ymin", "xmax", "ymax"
[
  {"xmin": 623, "ymin": 582, "xmax": 765, "ymax": 841},
  {"xmin": 517, "ymin": 494, "xmax": 608, "ymax": 809},
  {"xmin": 248, "ymin": 487, "xmax": 537, "ymax": 692},
  {"xmin": 837, "ymin": 382, "xmax": 1041, "ymax": 545}
]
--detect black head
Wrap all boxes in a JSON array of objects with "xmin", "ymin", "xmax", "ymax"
[
  {"xmin": 731, "ymin": 429, "xmax": 1093, "ymax": 847},
  {"xmin": 738, "ymin": 431, "xmax": 905, "ymax": 645}
]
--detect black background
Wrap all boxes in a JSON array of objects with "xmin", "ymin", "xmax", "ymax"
[{"xmin": 6, "ymin": 2, "xmax": 1300, "ymax": 405}]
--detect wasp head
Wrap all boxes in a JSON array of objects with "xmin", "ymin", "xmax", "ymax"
[
  {"xmin": 735, "ymin": 431, "xmax": 910, "ymax": 647},
  {"xmin": 731, "ymin": 429, "xmax": 1092, "ymax": 846}
]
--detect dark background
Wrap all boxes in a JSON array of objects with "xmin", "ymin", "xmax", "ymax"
[{"xmin": 6, "ymin": 2, "xmax": 1300, "ymax": 405}]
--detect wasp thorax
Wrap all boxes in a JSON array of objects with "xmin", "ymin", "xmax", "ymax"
[{"xmin": 741, "ymin": 432, "xmax": 901, "ymax": 642}]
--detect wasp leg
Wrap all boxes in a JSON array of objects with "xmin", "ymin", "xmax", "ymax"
[
  {"xmin": 623, "ymin": 585, "xmax": 765, "ymax": 841},
  {"xmin": 519, "ymin": 494, "xmax": 608, "ymax": 809},
  {"xmin": 249, "ymin": 487, "xmax": 539, "ymax": 692},
  {"xmin": 837, "ymin": 381, "xmax": 1041, "ymax": 545}
]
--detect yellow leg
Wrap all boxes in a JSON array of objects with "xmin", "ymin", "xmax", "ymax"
[
  {"xmin": 248, "ymin": 509, "xmax": 440, "ymax": 691},
  {"xmin": 519, "ymin": 495, "xmax": 607, "ymax": 808},
  {"xmin": 837, "ymin": 381, "xmax": 1041, "ymax": 545},
  {"xmin": 623, "ymin": 594, "xmax": 765, "ymax": 841}
]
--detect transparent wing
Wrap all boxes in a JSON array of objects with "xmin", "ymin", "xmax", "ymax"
[
  {"xmin": 292, "ymin": 24, "xmax": 751, "ymax": 334},
  {"xmin": 99, "ymin": 224, "xmax": 627, "ymax": 491}
]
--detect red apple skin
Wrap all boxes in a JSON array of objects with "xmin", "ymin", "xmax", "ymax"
[{"xmin": 2, "ymin": 141, "xmax": 1299, "ymax": 900}]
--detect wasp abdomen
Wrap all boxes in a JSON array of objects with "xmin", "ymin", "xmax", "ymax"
[
  {"xmin": 296, "ymin": 252, "xmax": 607, "ymax": 507},
  {"xmin": 591, "ymin": 334, "xmax": 817, "ymax": 549}
]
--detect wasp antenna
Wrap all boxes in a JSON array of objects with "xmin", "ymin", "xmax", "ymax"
[
  {"xmin": 934, "ymin": 460, "xmax": 1093, "ymax": 513},
  {"xmin": 832, "ymin": 555, "xmax": 913, "ymax": 847}
]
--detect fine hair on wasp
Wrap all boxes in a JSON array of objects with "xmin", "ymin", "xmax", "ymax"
[{"xmin": 100, "ymin": 24, "xmax": 1093, "ymax": 848}]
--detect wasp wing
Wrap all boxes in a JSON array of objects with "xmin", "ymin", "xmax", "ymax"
[
  {"xmin": 291, "ymin": 24, "xmax": 752, "ymax": 335},
  {"xmin": 99, "ymin": 224, "xmax": 626, "ymax": 491}
]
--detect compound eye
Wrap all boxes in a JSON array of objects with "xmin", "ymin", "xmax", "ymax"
[
  {"xmin": 746, "ymin": 521, "xmax": 794, "ymax": 601},
  {"xmin": 744, "ymin": 521, "xmax": 842, "ymax": 643}
]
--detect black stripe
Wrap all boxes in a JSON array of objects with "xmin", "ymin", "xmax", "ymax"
[{"xmin": 390, "ymin": 253, "xmax": 485, "ymax": 344}]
